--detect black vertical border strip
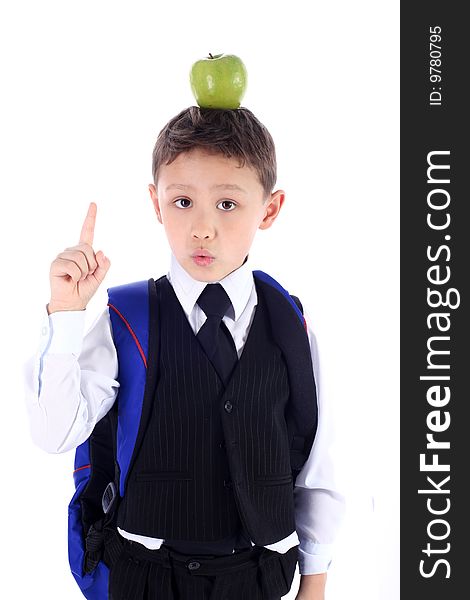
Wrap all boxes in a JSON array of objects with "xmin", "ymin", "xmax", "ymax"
[{"xmin": 401, "ymin": 3, "xmax": 467, "ymax": 598}]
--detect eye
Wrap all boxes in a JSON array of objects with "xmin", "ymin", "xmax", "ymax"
[
  {"xmin": 217, "ymin": 200, "xmax": 237, "ymax": 211},
  {"xmin": 174, "ymin": 198, "xmax": 192, "ymax": 208}
]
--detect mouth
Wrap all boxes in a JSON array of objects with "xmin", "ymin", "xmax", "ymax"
[
  {"xmin": 191, "ymin": 249, "xmax": 215, "ymax": 266},
  {"xmin": 191, "ymin": 249, "xmax": 215, "ymax": 259}
]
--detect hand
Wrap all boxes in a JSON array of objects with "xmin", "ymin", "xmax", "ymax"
[
  {"xmin": 48, "ymin": 202, "xmax": 111, "ymax": 313},
  {"xmin": 295, "ymin": 593, "xmax": 324, "ymax": 600},
  {"xmin": 294, "ymin": 573, "xmax": 326, "ymax": 600}
]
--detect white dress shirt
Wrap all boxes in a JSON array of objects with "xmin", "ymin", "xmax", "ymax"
[{"xmin": 23, "ymin": 252, "xmax": 345, "ymax": 574}]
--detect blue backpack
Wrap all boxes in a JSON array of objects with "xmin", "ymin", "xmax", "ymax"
[{"xmin": 67, "ymin": 271, "xmax": 317, "ymax": 599}]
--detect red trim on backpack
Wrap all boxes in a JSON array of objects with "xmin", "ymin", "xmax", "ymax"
[
  {"xmin": 107, "ymin": 303, "xmax": 148, "ymax": 369},
  {"xmin": 73, "ymin": 464, "xmax": 91, "ymax": 474}
]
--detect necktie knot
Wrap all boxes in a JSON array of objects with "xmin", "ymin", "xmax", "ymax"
[{"xmin": 196, "ymin": 283, "xmax": 232, "ymax": 320}]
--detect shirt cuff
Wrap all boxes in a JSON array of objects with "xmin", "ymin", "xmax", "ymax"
[
  {"xmin": 39, "ymin": 304, "xmax": 87, "ymax": 357},
  {"xmin": 298, "ymin": 542, "xmax": 334, "ymax": 575}
]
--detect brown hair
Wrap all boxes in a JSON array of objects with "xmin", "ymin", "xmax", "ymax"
[{"xmin": 151, "ymin": 106, "xmax": 277, "ymax": 200}]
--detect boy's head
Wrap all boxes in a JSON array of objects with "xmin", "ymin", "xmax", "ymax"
[{"xmin": 148, "ymin": 106, "xmax": 285, "ymax": 282}]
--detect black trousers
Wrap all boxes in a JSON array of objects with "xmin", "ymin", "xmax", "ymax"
[{"xmin": 104, "ymin": 531, "xmax": 298, "ymax": 600}]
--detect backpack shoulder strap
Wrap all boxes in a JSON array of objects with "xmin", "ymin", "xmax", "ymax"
[
  {"xmin": 107, "ymin": 279, "xmax": 153, "ymax": 496},
  {"xmin": 252, "ymin": 270, "xmax": 317, "ymax": 483},
  {"xmin": 107, "ymin": 279, "xmax": 151, "ymax": 368},
  {"xmin": 252, "ymin": 270, "xmax": 306, "ymax": 330},
  {"xmin": 290, "ymin": 294, "xmax": 303, "ymax": 315}
]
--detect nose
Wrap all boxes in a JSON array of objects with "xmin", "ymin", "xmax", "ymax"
[{"xmin": 191, "ymin": 212, "xmax": 215, "ymax": 240}]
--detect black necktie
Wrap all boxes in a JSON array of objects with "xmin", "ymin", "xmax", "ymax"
[{"xmin": 196, "ymin": 283, "xmax": 238, "ymax": 385}]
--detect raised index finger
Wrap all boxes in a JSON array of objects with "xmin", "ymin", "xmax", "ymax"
[{"xmin": 79, "ymin": 202, "xmax": 97, "ymax": 246}]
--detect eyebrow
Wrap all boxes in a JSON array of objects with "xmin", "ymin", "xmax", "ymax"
[{"xmin": 165, "ymin": 183, "xmax": 247, "ymax": 194}]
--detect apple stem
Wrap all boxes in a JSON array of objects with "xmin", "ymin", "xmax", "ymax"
[{"xmin": 208, "ymin": 53, "xmax": 213, "ymax": 59}]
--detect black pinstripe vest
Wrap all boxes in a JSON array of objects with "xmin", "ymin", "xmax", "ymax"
[{"xmin": 116, "ymin": 274, "xmax": 317, "ymax": 549}]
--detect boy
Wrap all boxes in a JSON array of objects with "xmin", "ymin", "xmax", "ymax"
[{"xmin": 24, "ymin": 106, "xmax": 345, "ymax": 599}]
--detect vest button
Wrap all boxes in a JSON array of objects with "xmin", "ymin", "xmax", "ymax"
[
  {"xmin": 224, "ymin": 400, "xmax": 233, "ymax": 413},
  {"xmin": 187, "ymin": 560, "xmax": 201, "ymax": 570},
  {"xmin": 219, "ymin": 441, "xmax": 226, "ymax": 449}
]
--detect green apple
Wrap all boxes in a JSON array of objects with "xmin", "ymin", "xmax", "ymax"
[{"xmin": 189, "ymin": 53, "xmax": 247, "ymax": 109}]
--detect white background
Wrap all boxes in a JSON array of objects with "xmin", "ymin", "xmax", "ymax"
[{"xmin": 0, "ymin": 1, "xmax": 399, "ymax": 598}]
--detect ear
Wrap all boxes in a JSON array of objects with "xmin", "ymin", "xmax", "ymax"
[
  {"xmin": 148, "ymin": 184, "xmax": 163, "ymax": 225},
  {"xmin": 258, "ymin": 189, "xmax": 285, "ymax": 230}
]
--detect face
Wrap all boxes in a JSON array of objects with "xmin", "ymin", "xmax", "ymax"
[{"xmin": 149, "ymin": 147, "xmax": 285, "ymax": 282}]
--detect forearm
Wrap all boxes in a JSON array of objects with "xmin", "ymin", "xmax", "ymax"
[
  {"xmin": 24, "ymin": 305, "xmax": 119, "ymax": 453},
  {"xmin": 25, "ymin": 353, "xmax": 87, "ymax": 453},
  {"xmin": 294, "ymin": 312, "xmax": 347, "ymax": 593},
  {"xmin": 24, "ymin": 306, "xmax": 87, "ymax": 452}
]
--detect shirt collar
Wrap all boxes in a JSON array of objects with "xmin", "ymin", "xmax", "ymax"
[{"xmin": 167, "ymin": 252, "xmax": 254, "ymax": 321}]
